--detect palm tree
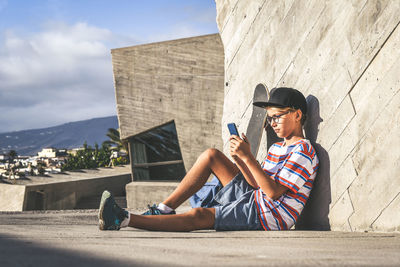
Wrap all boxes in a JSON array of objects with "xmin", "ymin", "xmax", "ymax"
[{"xmin": 102, "ymin": 128, "xmax": 129, "ymax": 153}]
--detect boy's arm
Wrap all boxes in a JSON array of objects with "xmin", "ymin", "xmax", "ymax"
[
  {"xmin": 231, "ymin": 156, "xmax": 259, "ymax": 188},
  {"xmin": 229, "ymin": 135, "xmax": 288, "ymax": 200}
]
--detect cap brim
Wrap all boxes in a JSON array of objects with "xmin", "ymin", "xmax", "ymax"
[
  {"xmin": 253, "ymin": 101, "xmax": 286, "ymax": 109},
  {"xmin": 252, "ymin": 101, "xmax": 268, "ymax": 108}
]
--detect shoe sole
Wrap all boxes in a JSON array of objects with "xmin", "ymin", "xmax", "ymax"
[{"xmin": 98, "ymin": 190, "xmax": 111, "ymax": 230}]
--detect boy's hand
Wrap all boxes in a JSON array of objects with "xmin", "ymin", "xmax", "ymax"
[{"xmin": 229, "ymin": 133, "xmax": 251, "ymax": 160}]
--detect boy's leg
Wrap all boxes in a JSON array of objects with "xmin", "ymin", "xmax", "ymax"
[
  {"xmin": 129, "ymin": 208, "xmax": 215, "ymax": 232},
  {"xmin": 163, "ymin": 148, "xmax": 239, "ymax": 210}
]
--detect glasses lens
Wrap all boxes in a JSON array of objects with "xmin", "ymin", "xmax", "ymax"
[{"xmin": 266, "ymin": 110, "xmax": 291, "ymax": 125}]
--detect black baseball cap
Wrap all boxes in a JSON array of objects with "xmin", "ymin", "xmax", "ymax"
[{"xmin": 253, "ymin": 87, "xmax": 307, "ymax": 115}]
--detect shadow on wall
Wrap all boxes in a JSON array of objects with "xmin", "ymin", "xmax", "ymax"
[{"xmin": 295, "ymin": 95, "xmax": 331, "ymax": 230}]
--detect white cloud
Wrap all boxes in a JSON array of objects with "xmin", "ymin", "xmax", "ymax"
[{"xmin": 0, "ymin": 22, "xmax": 126, "ymax": 132}]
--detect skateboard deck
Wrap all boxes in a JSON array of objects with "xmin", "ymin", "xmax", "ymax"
[
  {"xmin": 245, "ymin": 83, "xmax": 282, "ymax": 157},
  {"xmin": 245, "ymin": 83, "xmax": 269, "ymax": 157}
]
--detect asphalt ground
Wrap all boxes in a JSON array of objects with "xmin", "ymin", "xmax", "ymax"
[{"xmin": 0, "ymin": 209, "xmax": 399, "ymax": 266}]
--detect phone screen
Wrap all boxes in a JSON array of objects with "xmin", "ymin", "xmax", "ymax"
[{"xmin": 227, "ymin": 123, "xmax": 239, "ymax": 136}]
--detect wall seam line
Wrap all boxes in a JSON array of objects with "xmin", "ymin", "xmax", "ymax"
[
  {"xmin": 328, "ymin": 84, "xmax": 400, "ymax": 175},
  {"xmin": 219, "ymin": 0, "xmax": 241, "ymax": 34},
  {"xmin": 370, "ymin": 191, "xmax": 400, "ymax": 229},
  {"xmin": 224, "ymin": 0, "xmax": 268, "ymax": 96},
  {"xmin": 346, "ymin": 189, "xmax": 356, "ymax": 232},
  {"xmin": 348, "ymin": 19, "xmax": 400, "ymax": 95},
  {"xmin": 225, "ymin": 0, "xmax": 268, "ymax": 71},
  {"xmin": 276, "ymin": 1, "xmax": 327, "ymax": 87}
]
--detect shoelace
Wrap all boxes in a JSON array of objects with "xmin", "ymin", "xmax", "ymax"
[{"xmin": 147, "ymin": 204, "xmax": 159, "ymax": 215}]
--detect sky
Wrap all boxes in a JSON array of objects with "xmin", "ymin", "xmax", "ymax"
[{"xmin": 0, "ymin": 0, "xmax": 218, "ymax": 133}]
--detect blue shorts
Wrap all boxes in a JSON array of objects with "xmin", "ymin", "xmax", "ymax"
[{"xmin": 191, "ymin": 172, "xmax": 263, "ymax": 231}]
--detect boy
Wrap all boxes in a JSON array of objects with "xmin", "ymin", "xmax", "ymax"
[{"xmin": 98, "ymin": 87, "xmax": 319, "ymax": 231}]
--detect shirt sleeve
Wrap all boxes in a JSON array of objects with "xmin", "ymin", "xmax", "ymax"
[{"xmin": 274, "ymin": 147, "xmax": 315, "ymax": 193}]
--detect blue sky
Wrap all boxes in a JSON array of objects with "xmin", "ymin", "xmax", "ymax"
[{"xmin": 0, "ymin": 0, "xmax": 218, "ymax": 133}]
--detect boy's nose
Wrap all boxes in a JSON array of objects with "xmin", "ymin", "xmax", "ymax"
[{"xmin": 270, "ymin": 120, "xmax": 278, "ymax": 127}]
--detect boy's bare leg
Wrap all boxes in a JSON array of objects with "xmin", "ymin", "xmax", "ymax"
[
  {"xmin": 163, "ymin": 148, "xmax": 239, "ymax": 210},
  {"xmin": 129, "ymin": 208, "xmax": 215, "ymax": 232}
]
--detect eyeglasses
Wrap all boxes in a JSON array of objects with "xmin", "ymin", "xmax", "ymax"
[{"xmin": 265, "ymin": 110, "xmax": 292, "ymax": 126}]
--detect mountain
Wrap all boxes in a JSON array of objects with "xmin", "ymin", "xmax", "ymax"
[{"xmin": 0, "ymin": 116, "xmax": 119, "ymax": 156}]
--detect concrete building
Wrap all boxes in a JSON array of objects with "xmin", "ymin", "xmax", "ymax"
[
  {"xmin": 37, "ymin": 148, "xmax": 57, "ymax": 158},
  {"xmin": 38, "ymin": 148, "xmax": 68, "ymax": 159},
  {"xmin": 112, "ymin": 34, "xmax": 225, "ymax": 181},
  {"xmin": 0, "ymin": 154, "xmax": 9, "ymax": 162},
  {"xmin": 215, "ymin": 0, "xmax": 400, "ymax": 232}
]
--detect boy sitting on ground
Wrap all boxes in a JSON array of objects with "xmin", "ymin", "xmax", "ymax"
[{"xmin": 98, "ymin": 87, "xmax": 319, "ymax": 231}]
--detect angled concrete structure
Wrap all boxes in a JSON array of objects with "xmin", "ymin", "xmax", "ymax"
[{"xmin": 111, "ymin": 34, "xmax": 225, "ymax": 181}]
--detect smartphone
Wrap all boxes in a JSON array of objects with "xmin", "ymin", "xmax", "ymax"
[{"xmin": 227, "ymin": 123, "xmax": 239, "ymax": 136}]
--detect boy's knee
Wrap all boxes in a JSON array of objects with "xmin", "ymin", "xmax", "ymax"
[
  {"xmin": 202, "ymin": 148, "xmax": 221, "ymax": 162},
  {"xmin": 187, "ymin": 208, "xmax": 215, "ymax": 230},
  {"xmin": 189, "ymin": 208, "xmax": 213, "ymax": 221},
  {"xmin": 188, "ymin": 208, "xmax": 204, "ymax": 218}
]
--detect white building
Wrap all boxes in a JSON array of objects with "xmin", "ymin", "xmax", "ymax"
[
  {"xmin": 0, "ymin": 154, "xmax": 10, "ymax": 161},
  {"xmin": 38, "ymin": 148, "xmax": 57, "ymax": 158}
]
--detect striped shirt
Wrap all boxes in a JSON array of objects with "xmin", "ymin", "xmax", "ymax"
[{"xmin": 254, "ymin": 139, "xmax": 319, "ymax": 230}]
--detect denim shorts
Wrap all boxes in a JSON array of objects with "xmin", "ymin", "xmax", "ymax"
[{"xmin": 213, "ymin": 173, "xmax": 263, "ymax": 231}]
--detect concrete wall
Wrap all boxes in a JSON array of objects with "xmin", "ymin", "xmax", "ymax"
[
  {"xmin": 23, "ymin": 174, "xmax": 131, "ymax": 211},
  {"xmin": 111, "ymin": 34, "xmax": 225, "ymax": 171},
  {"xmin": 0, "ymin": 174, "xmax": 130, "ymax": 211},
  {"xmin": 215, "ymin": 0, "xmax": 400, "ymax": 232},
  {"xmin": 126, "ymin": 181, "xmax": 190, "ymax": 209},
  {"xmin": 0, "ymin": 184, "xmax": 26, "ymax": 211}
]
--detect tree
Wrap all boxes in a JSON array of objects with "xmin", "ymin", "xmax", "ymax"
[
  {"xmin": 8, "ymin": 150, "xmax": 17, "ymax": 162},
  {"xmin": 102, "ymin": 128, "xmax": 129, "ymax": 153},
  {"xmin": 61, "ymin": 128, "xmax": 129, "ymax": 171}
]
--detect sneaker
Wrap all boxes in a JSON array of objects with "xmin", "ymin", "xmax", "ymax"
[
  {"xmin": 98, "ymin": 190, "xmax": 129, "ymax": 230},
  {"xmin": 142, "ymin": 204, "xmax": 176, "ymax": 215}
]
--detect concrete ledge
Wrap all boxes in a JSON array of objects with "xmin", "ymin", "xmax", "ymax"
[
  {"xmin": 23, "ymin": 174, "xmax": 131, "ymax": 211},
  {"xmin": 126, "ymin": 181, "xmax": 190, "ymax": 209},
  {"xmin": 0, "ymin": 184, "xmax": 26, "ymax": 211},
  {"xmin": 0, "ymin": 172, "xmax": 131, "ymax": 211}
]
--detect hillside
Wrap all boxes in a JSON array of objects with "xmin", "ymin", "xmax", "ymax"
[{"xmin": 0, "ymin": 116, "xmax": 119, "ymax": 156}]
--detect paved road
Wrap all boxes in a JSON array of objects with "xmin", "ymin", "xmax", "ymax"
[{"xmin": 1, "ymin": 210, "xmax": 399, "ymax": 266}]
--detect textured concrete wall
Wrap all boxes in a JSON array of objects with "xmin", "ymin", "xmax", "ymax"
[
  {"xmin": 0, "ymin": 184, "xmax": 26, "ymax": 211},
  {"xmin": 126, "ymin": 181, "xmax": 190, "ymax": 209},
  {"xmin": 112, "ymin": 34, "xmax": 224, "ymax": 171},
  {"xmin": 23, "ymin": 174, "xmax": 131, "ymax": 210},
  {"xmin": 216, "ymin": 0, "xmax": 400, "ymax": 232},
  {"xmin": 0, "ymin": 174, "xmax": 130, "ymax": 211}
]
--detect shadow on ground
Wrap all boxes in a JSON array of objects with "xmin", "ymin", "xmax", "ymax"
[{"xmin": 0, "ymin": 233, "xmax": 150, "ymax": 267}]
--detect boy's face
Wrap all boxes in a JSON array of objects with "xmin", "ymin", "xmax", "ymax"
[{"xmin": 266, "ymin": 107, "xmax": 302, "ymax": 139}]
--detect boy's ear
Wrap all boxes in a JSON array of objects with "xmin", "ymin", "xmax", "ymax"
[{"xmin": 295, "ymin": 110, "xmax": 302, "ymax": 122}]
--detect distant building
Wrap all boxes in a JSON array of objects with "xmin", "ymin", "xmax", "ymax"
[
  {"xmin": 0, "ymin": 154, "xmax": 10, "ymax": 161},
  {"xmin": 38, "ymin": 148, "xmax": 57, "ymax": 158},
  {"xmin": 67, "ymin": 148, "xmax": 84, "ymax": 156},
  {"xmin": 38, "ymin": 148, "xmax": 68, "ymax": 158}
]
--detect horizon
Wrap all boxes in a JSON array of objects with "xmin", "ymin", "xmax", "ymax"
[
  {"xmin": 0, "ymin": 115, "xmax": 119, "ymax": 156},
  {"xmin": 0, "ymin": 114, "xmax": 118, "ymax": 134}
]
